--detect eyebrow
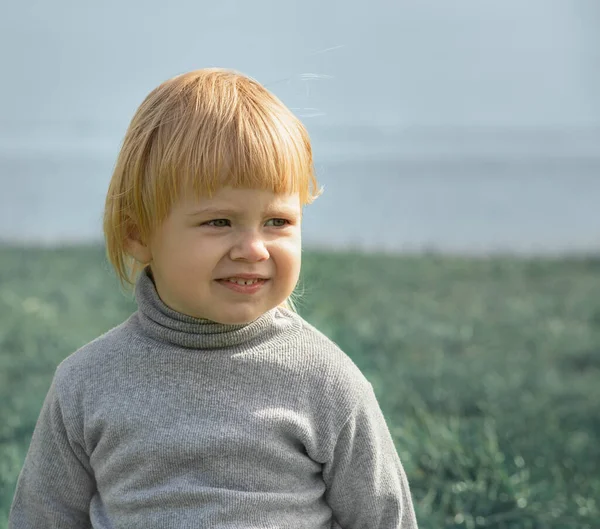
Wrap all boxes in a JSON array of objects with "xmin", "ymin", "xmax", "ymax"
[{"xmin": 186, "ymin": 205, "xmax": 300, "ymax": 218}]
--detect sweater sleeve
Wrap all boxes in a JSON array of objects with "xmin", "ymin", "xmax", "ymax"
[
  {"xmin": 9, "ymin": 373, "xmax": 95, "ymax": 529},
  {"xmin": 322, "ymin": 383, "xmax": 419, "ymax": 529}
]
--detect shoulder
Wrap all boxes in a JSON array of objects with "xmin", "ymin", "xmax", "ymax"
[
  {"xmin": 305, "ymin": 316, "xmax": 365, "ymax": 372},
  {"xmin": 278, "ymin": 309, "xmax": 374, "ymax": 459},
  {"xmin": 53, "ymin": 314, "xmax": 138, "ymax": 389},
  {"xmin": 279, "ymin": 308, "xmax": 372, "ymax": 401}
]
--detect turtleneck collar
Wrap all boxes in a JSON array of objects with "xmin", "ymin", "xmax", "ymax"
[{"xmin": 134, "ymin": 267, "xmax": 298, "ymax": 350}]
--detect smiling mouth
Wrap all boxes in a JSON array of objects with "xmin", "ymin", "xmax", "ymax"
[
  {"xmin": 221, "ymin": 278, "xmax": 266, "ymax": 286},
  {"xmin": 216, "ymin": 278, "xmax": 269, "ymax": 294}
]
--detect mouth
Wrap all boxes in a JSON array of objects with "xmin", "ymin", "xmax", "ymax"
[
  {"xmin": 218, "ymin": 277, "xmax": 268, "ymax": 286},
  {"xmin": 216, "ymin": 278, "xmax": 269, "ymax": 294}
]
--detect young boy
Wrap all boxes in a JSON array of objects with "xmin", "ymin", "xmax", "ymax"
[{"xmin": 9, "ymin": 68, "xmax": 419, "ymax": 528}]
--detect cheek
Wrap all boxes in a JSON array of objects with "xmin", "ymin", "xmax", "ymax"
[
  {"xmin": 275, "ymin": 239, "xmax": 302, "ymax": 271},
  {"xmin": 171, "ymin": 234, "xmax": 213, "ymax": 261}
]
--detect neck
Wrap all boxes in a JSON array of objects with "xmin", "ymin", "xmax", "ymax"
[{"xmin": 134, "ymin": 267, "xmax": 298, "ymax": 350}]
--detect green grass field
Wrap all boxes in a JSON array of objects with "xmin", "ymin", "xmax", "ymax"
[{"xmin": 1, "ymin": 245, "xmax": 599, "ymax": 528}]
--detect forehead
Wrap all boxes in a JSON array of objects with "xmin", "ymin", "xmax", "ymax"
[{"xmin": 179, "ymin": 187, "xmax": 302, "ymax": 216}]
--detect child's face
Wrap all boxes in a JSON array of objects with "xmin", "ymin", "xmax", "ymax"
[{"xmin": 133, "ymin": 186, "xmax": 302, "ymax": 324}]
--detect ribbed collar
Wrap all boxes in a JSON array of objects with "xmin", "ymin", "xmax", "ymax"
[{"xmin": 134, "ymin": 267, "xmax": 296, "ymax": 350}]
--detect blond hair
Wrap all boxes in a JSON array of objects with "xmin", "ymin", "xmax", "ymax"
[{"xmin": 103, "ymin": 68, "xmax": 322, "ymax": 312}]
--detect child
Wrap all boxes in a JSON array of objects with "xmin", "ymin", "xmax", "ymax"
[{"xmin": 9, "ymin": 68, "xmax": 419, "ymax": 528}]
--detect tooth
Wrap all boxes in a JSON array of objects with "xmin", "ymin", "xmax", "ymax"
[{"xmin": 227, "ymin": 278, "xmax": 259, "ymax": 285}]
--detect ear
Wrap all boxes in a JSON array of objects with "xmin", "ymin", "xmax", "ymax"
[{"xmin": 124, "ymin": 221, "xmax": 152, "ymax": 265}]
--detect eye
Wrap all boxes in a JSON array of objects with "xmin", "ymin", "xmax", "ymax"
[
  {"xmin": 203, "ymin": 219, "xmax": 231, "ymax": 228},
  {"xmin": 266, "ymin": 218, "xmax": 291, "ymax": 227},
  {"xmin": 202, "ymin": 218, "xmax": 291, "ymax": 228}
]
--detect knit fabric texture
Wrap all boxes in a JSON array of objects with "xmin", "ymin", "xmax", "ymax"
[{"xmin": 9, "ymin": 268, "xmax": 418, "ymax": 528}]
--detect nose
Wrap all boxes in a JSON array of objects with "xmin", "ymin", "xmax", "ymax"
[{"xmin": 229, "ymin": 230, "xmax": 270, "ymax": 262}]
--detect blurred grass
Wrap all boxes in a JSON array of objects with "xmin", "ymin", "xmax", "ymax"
[{"xmin": 1, "ymin": 244, "xmax": 599, "ymax": 528}]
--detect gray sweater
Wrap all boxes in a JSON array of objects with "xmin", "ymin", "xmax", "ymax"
[{"xmin": 9, "ymin": 269, "xmax": 418, "ymax": 528}]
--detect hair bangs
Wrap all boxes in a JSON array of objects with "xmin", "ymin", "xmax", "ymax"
[{"xmin": 158, "ymin": 84, "xmax": 320, "ymax": 209}]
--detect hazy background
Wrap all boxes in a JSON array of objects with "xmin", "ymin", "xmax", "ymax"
[
  {"xmin": 1, "ymin": 0, "xmax": 599, "ymax": 254},
  {"xmin": 2, "ymin": 3, "xmax": 600, "ymax": 525}
]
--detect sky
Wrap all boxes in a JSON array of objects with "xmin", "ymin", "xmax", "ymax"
[
  {"xmin": 0, "ymin": 0, "xmax": 598, "ymax": 251},
  {"xmin": 1, "ymin": 0, "xmax": 599, "ymax": 138}
]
